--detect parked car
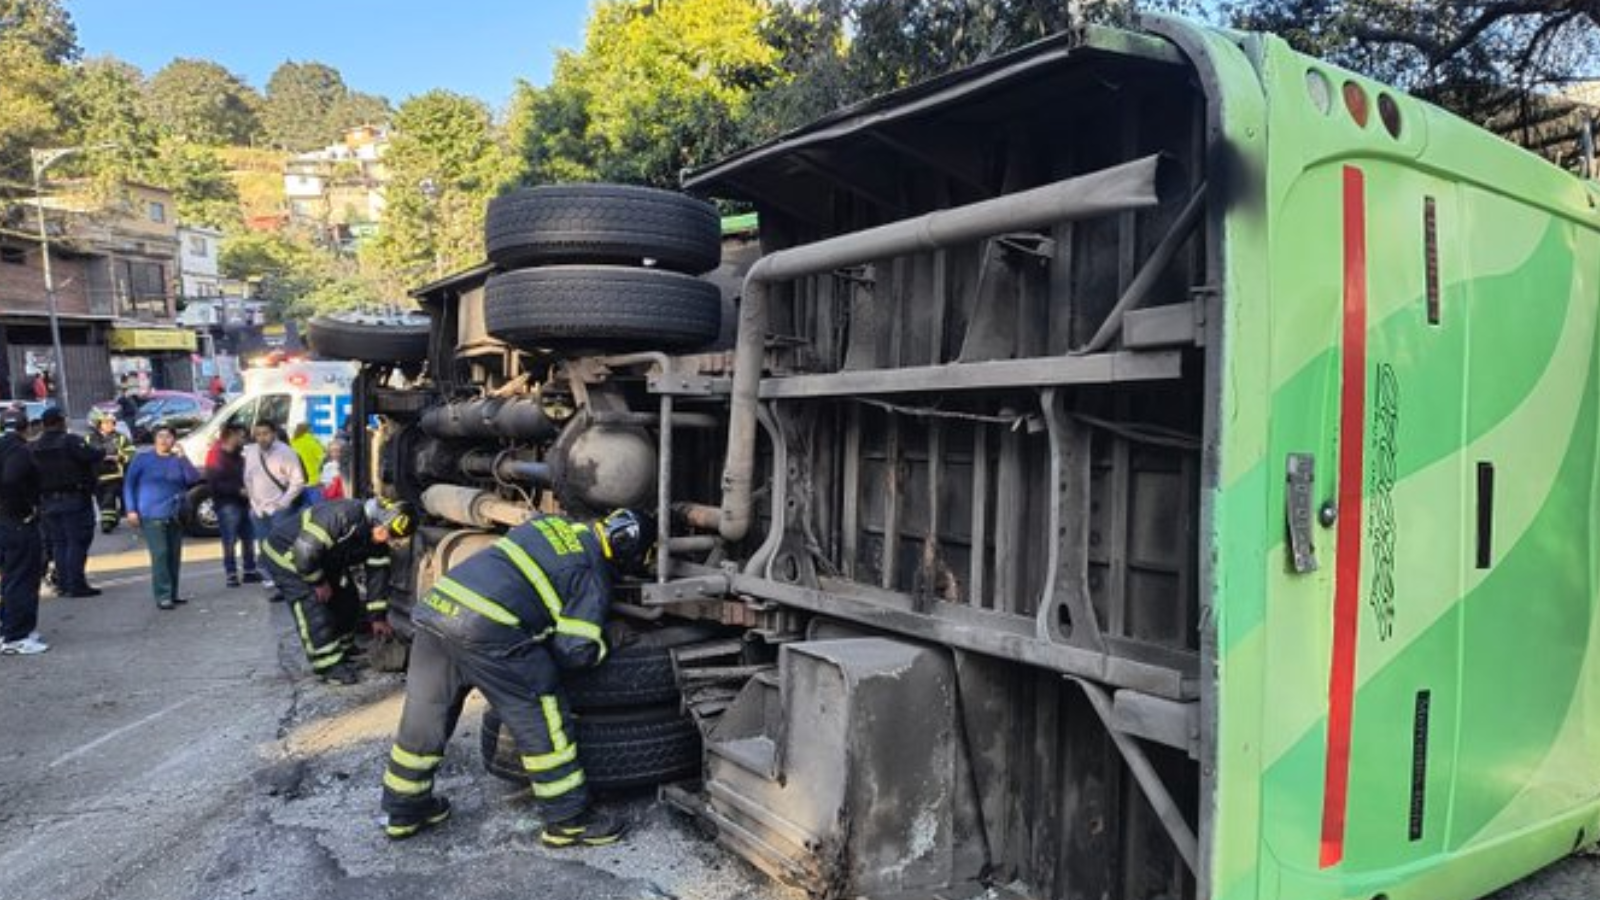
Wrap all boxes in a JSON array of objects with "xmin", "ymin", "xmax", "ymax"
[{"xmin": 92, "ymin": 390, "xmax": 215, "ymax": 443}]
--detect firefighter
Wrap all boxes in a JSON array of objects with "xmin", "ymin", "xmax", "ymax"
[
  {"xmin": 261, "ymin": 497, "xmax": 415, "ymax": 685},
  {"xmin": 87, "ymin": 410, "xmax": 135, "ymax": 534},
  {"xmin": 379, "ymin": 509, "xmax": 654, "ymax": 847}
]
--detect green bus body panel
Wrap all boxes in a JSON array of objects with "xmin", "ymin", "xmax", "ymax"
[{"xmin": 1162, "ymin": 16, "xmax": 1600, "ymax": 900}]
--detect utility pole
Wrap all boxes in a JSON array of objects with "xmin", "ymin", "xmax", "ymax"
[{"xmin": 30, "ymin": 142, "xmax": 117, "ymax": 418}]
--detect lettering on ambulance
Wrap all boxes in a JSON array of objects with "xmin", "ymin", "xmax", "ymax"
[{"xmin": 302, "ymin": 394, "xmax": 354, "ymax": 439}]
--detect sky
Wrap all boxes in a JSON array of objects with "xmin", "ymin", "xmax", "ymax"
[{"xmin": 67, "ymin": 0, "xmax": 594, "ymax": 112}]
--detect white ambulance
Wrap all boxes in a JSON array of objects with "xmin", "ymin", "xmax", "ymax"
[{"xmin": 179, "ymin": 359, "xmax": 359, "ymax": 533}]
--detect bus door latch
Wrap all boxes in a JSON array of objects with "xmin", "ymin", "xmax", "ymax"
[{"xmin": 1286, "ymin": 453, "xmax": 1318, "ymax": 573}]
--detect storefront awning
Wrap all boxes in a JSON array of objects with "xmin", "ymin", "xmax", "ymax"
[{"xmin": 108, "ymin": 327, "xmax": 197, "ymax": 352}]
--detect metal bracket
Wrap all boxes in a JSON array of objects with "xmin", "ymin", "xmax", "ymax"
[
  {"xmin": 648, "ymin": 372, "xmax": 732, "ymax": 396},
  {"xmin": 995, "ymin": 231, "xmax": 1056, "ymax": 263},
  {"xmin": 640, "ymin": 574, "xmax": 732, "ymax": 605}
]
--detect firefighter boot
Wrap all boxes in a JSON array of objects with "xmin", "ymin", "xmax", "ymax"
[
  {"xmin": 539, "ymin": 808, "xmax": 627, "ymax": 848},
  {"xmin": 384, "ymin": 796, "xmax": 451, "ymax": 840}
]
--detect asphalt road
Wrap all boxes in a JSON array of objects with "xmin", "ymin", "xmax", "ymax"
[
  {"xmin": 0, "ymin": 533, "xmax": 793, "ymax": 900},
  {"xmin": 0, "ymin": 533, "xmax": 1595, "ymax": 900}
]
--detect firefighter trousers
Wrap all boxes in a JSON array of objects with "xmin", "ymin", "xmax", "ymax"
[
  {"xmin": 96, "ymin": 478, "xmax": 123, "ymax": 532},
  {"xmin": 265, "ymin": 556, "xmax": 360, "ymax": 674},
  {"xmin": 382, "ymin": 626, "xmax": 589, "ymax": 824}
]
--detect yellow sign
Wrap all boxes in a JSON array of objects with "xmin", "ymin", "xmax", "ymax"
[{"xmin": 108, "ymin": 328, "xmax": 198, "ymax": 352}]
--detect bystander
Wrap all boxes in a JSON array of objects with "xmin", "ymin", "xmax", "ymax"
[{"xmin": 124, "ymin": 426, "xmax": 200, "ymax": 610}]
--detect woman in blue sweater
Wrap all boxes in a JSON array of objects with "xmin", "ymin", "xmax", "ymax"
[{"xmin": 124, "ymin": 426, "xmax": 200, "ymax": 609}]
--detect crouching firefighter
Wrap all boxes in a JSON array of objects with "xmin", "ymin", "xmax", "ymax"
[
  {"xmin": 263, "ymin": 497, "xmax": 415, "ymax": 685},
  {"xmin": 87, "ymin": 411, "xmax": 134, "ymax": 534},
  {"xmin": 380, "ymin": 509, "xmax": 655, "ymax": 847}
]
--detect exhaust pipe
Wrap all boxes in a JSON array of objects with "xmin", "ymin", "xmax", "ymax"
[
  {"xmin": 421, "ymin": 485, "xmax": 533, "ymax": 530},
  {"xmin": 718, "ymin": 154, "xmax": 1167, "ymax": 541}
]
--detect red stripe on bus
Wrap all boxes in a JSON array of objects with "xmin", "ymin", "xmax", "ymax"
[{"xmin": 1320, "ymin": 165, "xmax": 1368, "ymax": 869}]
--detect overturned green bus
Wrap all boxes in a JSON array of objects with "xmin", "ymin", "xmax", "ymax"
[{"xmin": 382, "ymin": 13, "xmax": 1600, "ymax": 900}]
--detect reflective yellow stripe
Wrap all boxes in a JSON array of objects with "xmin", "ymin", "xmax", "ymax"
[
  {"xmin": 531, "ymin": 769, "xmax": 585, "ymax": 799},
  {"xmin": 303, "ymin": 571, "xmax": 324, "ymax": 583},
  {"xmin": 593, "ymin": 522, "xmax": 613, "ymax": 560},
  {"xmin": 263, "ymin": 543, "xmax": 295, "ymax": 570},
  {"xmin": 556, "ymin": 617, "xmax": 604, "ymax": 645},
  {"xmin": 366, "ymin": 600, "xmax": 388, "ymax": 612},
  {"xmin": 301, "ymin": 511, "xmax": 334, "ymax": 546},
  {"xmin": 522, "ymin": 742, "xmax": 579, "ymax": 773},
  {"xmin": 495, "ymin": 538, "xmax": 563, "ymax": 619},
  {"xmin": 291, "ymin": 604, "xmax": 342, "ymax": 659},
  {"xmin": 435, "ymin": 578, "xmax": 520, "ymax": 627},
  {"xmin": 291, "ymin": 601, "xmax": 312, "ymax": 646},
  {"xmin": 383, "ymin": 770, "xmax": 432, "ymax": 796},
  {"xmin": 366, "ymin": 556, "xmax": 391, "ymax": 567},
  {"xmin": 496, "ymin": 538, "xmax": 606, "ymax": 661},
  {"xmin": 391, "ymin": 745, "xmax": 442, "ymax": 770},
  {"xmin": 540, "ymin": 695, "xmax": 571, "ymax": 752}
]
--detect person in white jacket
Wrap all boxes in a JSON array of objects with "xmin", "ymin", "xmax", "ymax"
[{"xmin": 242, "ymin": 421, "xmax": 305, "ymax": 598}]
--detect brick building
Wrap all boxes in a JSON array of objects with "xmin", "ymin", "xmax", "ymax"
[{"xmin": 0, "ymin": 182, "xmax": 194, "ymax": 415}]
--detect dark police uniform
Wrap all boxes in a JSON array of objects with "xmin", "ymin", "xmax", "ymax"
[
  {"xmin": 381, "ymin": 514, "xmax": 611, "ymax": 835},
  {"xmin": 261, "ymin": 499, "xmax": 392, "ymax": 677},
  {"xmin": 0, "ymin": 416, "xmax": 44, "ymax": 643},
  {"xmin": 87, "ymin": 427, "xmax": 135, "ymax": 533},
  {"xmin": 32, "ymin": 423, "xmax": 104, "ymax": 596}
]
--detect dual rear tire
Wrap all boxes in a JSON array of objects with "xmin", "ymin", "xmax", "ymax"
[
  {"xmin": 483, "ymin": 184, "xmax": 724, "ymax": 354},
  {"xmin": 476, "ymin": 624, "xmax": 717, "ymax": 792}
]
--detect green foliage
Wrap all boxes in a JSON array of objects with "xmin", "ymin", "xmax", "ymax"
[
  {"xmin": 147, "ymin": 139, "xmax": 240, "ymax": 229},
  {"xmin": 367, "ymin": 90, "xmax": 513, "ymax": 286},
  {"xmin": 0, "ymin": 0, "xmax": 76, "ymax": 185},
  {"xmin": 512, "ymin": 0, "xmax": 788, "ymax": 188},
  {"xmin": 0, "ymin": 0, "xmax": 78, "ymax": 64},
  {"xmin": 145, "ymin": 58, "xmax": 263, "ymax": 145},
  {"xmin": 1223, "ymin": 1, "xmax": 1600, "ymax": 153},
  {"xmin": 291, "ymin": 272, "xmax": 382, "ymax": 321},
  {"xmin": 64, "ymin": 57, "xmax": 159, "ymax": 191},
  {"xmin": 61, "ymin": 59, "xmax": 240, "ymax": 228},
  {"xmin": 220, "ymin": 231, "xmax": 310, "ymax": 280},
  {"xmin": 326, "ymin": 91, "xmax": 392, "ymax": 134},
  {"xmin": 219, "ymin": 230, "xmax": 387, "ymax": 323},
  {"xmin": 745, "ymin": 0, "xmax": 1206, "ymax": 141},
  {"xmin": 261, "ymin": 60, "xmax": 389, "ymax": 151}
]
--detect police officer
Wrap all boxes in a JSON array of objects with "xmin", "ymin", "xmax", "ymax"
[
  {"xmin": 87, "ymin": 410, "xmax": 135, "ymax": 533},
  {"xmin": 261, "ymin": 497, "xmax": 414, "ymax": 685},
  {"xmin": 379, "ymin": 509, "xmax": 654, "ymax": 847},
  {"xmin": 32, "ymin": 407, "xmax": 104, "ymax": 598},
  {"xmin": 0, "ymin": 407, "xmax": 46, "ymax": 655}
]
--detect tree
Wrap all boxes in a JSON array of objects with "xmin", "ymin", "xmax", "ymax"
[
  {"xmin": 221, "ymin": 229, "xmax": 392, "ymax": 324},
  {"xmin": 326, "ymin": 91, "xmax": 392, "ymax": 133},
  {"xmin": 1223, "ymin": 1, "xmax": 1600, "ymax": 159},
  {"xmin": 0, "ymin": 0, "xmax": 77, "ymax": 64},
  {"xmin": 63, "ymin": 59, "xmax": 240, "ymax": 228},
  {"xmin": 262, "ymin": 61, "xmax": 348, "ymax": 150},
  {"xmin": 145, "ymin": 58, "xmax": 262, "ymax": 145},
  {"xmin": 147, "ymin": 139, "xmax": 241, "ymax": 229},
  {"xmin": 66, "ymin": 57, "xmax": 159, "ymax": 190},
  {"xmin": 0, "ymin": 0, "xmax": 78, "ymax": 186},
  {"xmin": 745, "ymin": 0, "xmax": 1205, "ymax": 140},
  {"xmin": 511, "ymin": 0, "xmax": 788, "ymax": 188},
  {"xmin": 368, "ymin": 90, "xmax": 513, "ymax": 287}
]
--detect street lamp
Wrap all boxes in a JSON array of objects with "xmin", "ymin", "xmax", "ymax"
[{"xmin": 30, "ymin": 142, "xmax": 116, "ymax": 418}]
